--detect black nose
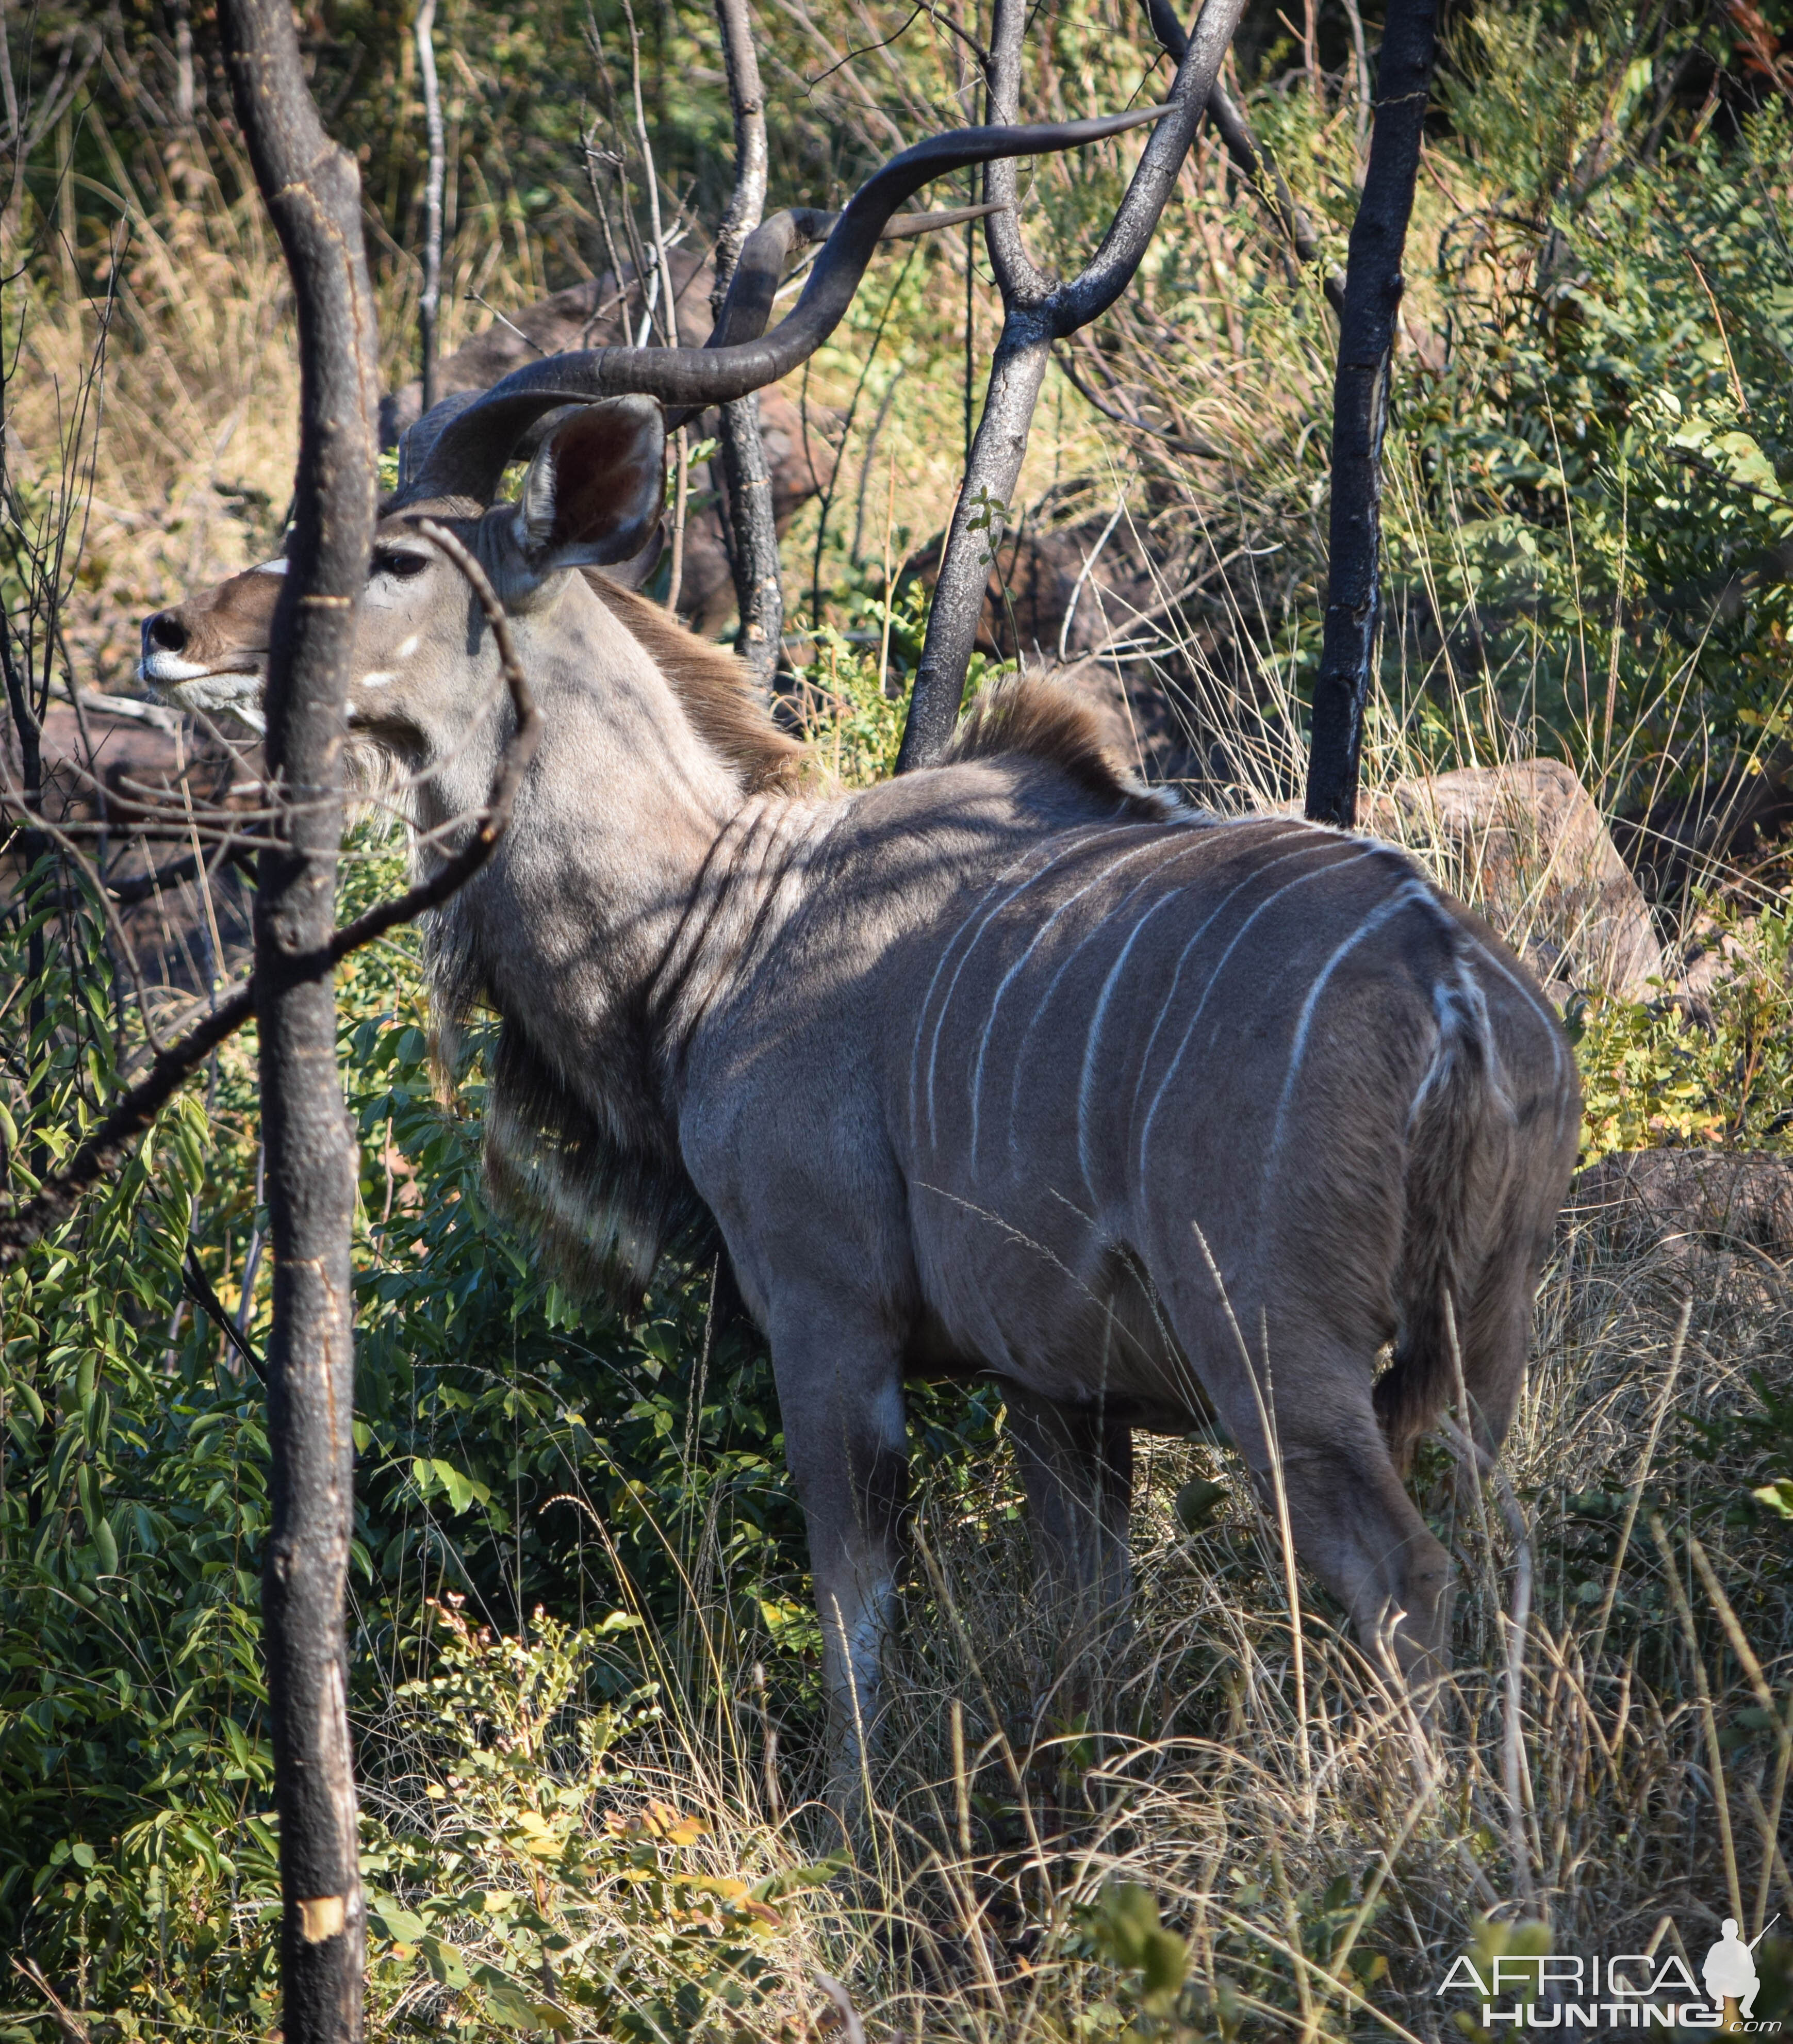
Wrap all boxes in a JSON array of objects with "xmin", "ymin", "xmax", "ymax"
[{"xmin": 145, "ymin": 612, "xmax": 188, "ymax": 654}]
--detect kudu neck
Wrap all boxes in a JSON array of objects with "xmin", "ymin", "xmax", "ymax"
[{"xmin": 431, "ymin": 582, "xmax": 748, "ymax": 1015}]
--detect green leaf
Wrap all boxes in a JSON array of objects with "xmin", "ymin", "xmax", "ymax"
[
  {"xmin": 1753, "ymin": 1479, "xmax": 1793, "ymax": 1521},
  {"xmin": 419, "ymin": 1935, "xmax": 473, "ymax": 1989}
]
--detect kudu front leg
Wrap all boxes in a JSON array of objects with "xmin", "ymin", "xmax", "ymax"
[{"xmin": 769, "ymin": 1301, "xmax": 908, "ymax": 1801}]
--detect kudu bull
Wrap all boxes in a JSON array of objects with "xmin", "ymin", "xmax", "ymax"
[{"xmin": 142, "ymin": 115, "xmax": 1580, "ymax": 1769}]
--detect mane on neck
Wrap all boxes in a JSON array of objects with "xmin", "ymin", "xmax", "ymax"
[{"xmin": 585, "ymin": 572, "xmax": 810, "ymax": 792}]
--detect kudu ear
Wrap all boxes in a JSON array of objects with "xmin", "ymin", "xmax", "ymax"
[{"xmin": 512, "ymin": 398, "xmax": 665, "ymax": 574}]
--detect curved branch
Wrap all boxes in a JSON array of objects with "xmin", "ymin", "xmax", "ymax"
[
  {"xmin": 1052, "ymin": 346, "xmax": 1227, "ymax": 457},
  {"xmin": 896, "ymin": 0, "xmax": 1246, "ymax": 772},
  {"xmin": 1145, "ymin": 0, "xmax": 1344, "ymax": 313}
]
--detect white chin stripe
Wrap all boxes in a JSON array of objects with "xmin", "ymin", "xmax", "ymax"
[
  {"xmin": 253, "ymin": 558, "xmax": 288, "ymax": 576},
  {"xmin": 154, "ymin": 671, "xmax": 265, "ymax": 717},
  {"xmin": 138, "ymin": 650, "xmax": 220, "ymax": 685}
]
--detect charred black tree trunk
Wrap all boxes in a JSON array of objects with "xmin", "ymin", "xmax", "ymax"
[
  {"xmin": 1303, "ymin": 0, "xmax": 1437, "ymax": 829},
  {"xmin": 220, "ymin": 1, "xmax": 379, "ymax": 2034}
]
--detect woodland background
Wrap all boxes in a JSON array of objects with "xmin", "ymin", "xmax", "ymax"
[{"xmin": 1, "ymin": 0, "xmax": 1792, "ymax": 2035}]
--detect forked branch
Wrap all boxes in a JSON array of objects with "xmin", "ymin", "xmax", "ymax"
[
  {"xmin": 895, "ymin": 0, "xmax": 1248, "ymax": 772},
  {"xmin": 1144, "ymin": 0, "xmax": 1344, "ymax": 313}
]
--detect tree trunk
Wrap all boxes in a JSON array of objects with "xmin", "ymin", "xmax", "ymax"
[
  {"xmin": 710, "ymin": 0, "xmax": 782, "ymax": 696},
  {"xmin": 895, "ymin": 311, "xmax": 1053, "ymax": 770},
  {"xmin": 1303, "ymin": 0, "xmax": 1438, "ymax": 829},
  {"xmin": 415, "ymin": 0, "xmax": 446, "ymax": 417},
  {"xmin": 219, "ymin": 1, "xmax": 379, "ymax": 2036}
]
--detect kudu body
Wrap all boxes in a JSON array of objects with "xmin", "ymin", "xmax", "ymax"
[{"xmin": 142, "ymin": 119, "xmax": 1580, "ymax": 1766}]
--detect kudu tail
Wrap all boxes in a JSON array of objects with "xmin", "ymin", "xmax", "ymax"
[{"xmin": 1373, "ymin": 953, "xmax": 1517, "ymax": 1467}]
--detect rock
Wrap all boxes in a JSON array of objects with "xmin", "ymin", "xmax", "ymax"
[
  {"xmin": 1360, "ymin": 760, "xmax": 1664, "ymax": 1001},
  {"xmin": 1567, "ymin": 1148, "xmax": 1793, "ymax": 1259}
]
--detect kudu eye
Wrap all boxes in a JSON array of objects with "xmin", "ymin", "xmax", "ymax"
[{"xmin": 372, "ymin": 548, "xmax": 430, "ymax": 581}]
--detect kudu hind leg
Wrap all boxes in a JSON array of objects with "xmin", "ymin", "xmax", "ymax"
[
  {"xmin": 769, "ymin": 1308, "xmax": 909, "ymax": 1790},
  {"xmin": 1276, "ymin": 1397, "xmax": 1454, "ymax": 1692}
]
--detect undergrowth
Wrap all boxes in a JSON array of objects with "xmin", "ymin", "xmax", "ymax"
[{"xmin": 3, "ymin": 1, "xmax": 1793, "ymax": 2037}]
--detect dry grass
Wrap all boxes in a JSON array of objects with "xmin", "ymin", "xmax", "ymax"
[{"xmin": 367, "ymin": 1220, "xmax": 1788, "ymax": 2040}]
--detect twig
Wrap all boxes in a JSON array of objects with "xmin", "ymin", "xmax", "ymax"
[
  {"xmin": 184, "ymin": 1241, "xmax": 268, "ymax": 1382},
  {"xmin": 1052, "ymin": 344, "xmax": 1227, "ymax": 456},
  {"xmin": 0, "ymin": 522, "xmax": 540, "ymax": 1268}
]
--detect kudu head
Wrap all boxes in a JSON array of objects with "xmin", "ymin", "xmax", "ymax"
[
  {"xmin": 142, "ymin": 398, "xmax": 667, "ymax": 779},
  {"xmin": 140, "ymin": 110, "xmax": 1168, "ymax": 771}
]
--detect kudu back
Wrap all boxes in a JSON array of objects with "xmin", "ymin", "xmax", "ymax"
[{"xmin": 141, "ymin": 130, "xmax": 1580, "ymax": 1770}]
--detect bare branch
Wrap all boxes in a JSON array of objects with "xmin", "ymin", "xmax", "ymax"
[
  {"xmin": 1143, "ymin": 0, "xmax": 1344, "ymax": 312},
  {"xmin": 219, "ymin": 0, "xmax": 379, "ymax": 2030},
  {"xmin": 1052, "ymin": 345, "xmax": 1227, "ymax": 457},
  {"xmin": 711, "ymin": 0, "xmax": 769, "ymax": 296},
  {"xmin": 0, "ymin": 528, "xmax": 541, "ymax": 1273},
  {"xmin": 415, "ymin": 0, "xmax": 447, "ymax": 414},
  {"xmin": 711, "ymin": 0, "xmax": 783, "ymax": 695}
]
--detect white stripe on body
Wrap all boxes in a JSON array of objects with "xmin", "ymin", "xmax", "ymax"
[
  {"xmin": 1120, "ymin": 836, "xmax": 1369, "ymax": 1180},
  {"xmin": 964, "ymin": 828, "xmax": 1219, "ymax": 1171},
  {"xmin": 1016, "ymin": 826, "xmax": 1329, "ymax": 1166},
  {"xmin": 1136, "ymin": 844, "xmax": 1391, "ymax": 1178},
  {"xmin": 1075, "ymin": 882, "xmax": 1202, "ymax": 1196},
  {"xmin": 916, "ymin": 825, "xmax": 1138, "ymax": 1152},
  {"xmin": 1457, "ymin": 932, "xmax": 1575, "ymax": 1144},
  {"xmin": 1266, "ymin": 880, "xmax": 1438, "ymax": 1162}
]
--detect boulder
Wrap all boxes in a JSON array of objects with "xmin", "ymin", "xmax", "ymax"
[{"xmin": 1360, "ymin": 760, "xmax": 1664, "ymax": 1001}]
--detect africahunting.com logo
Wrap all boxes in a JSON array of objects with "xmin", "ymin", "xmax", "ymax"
[{"xmin": 1438, "ymin": 1915, "xmax": 1783, "ymax": 2033}]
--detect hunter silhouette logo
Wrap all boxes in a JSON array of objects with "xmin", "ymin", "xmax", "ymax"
[
  {"xmin": 1437, "ymin": 1915, "xmax": 1782, "ymax": 2033},
  {"xmin": 1705, "ymin": 1922, "xmax": 1770, "ymax": 2025}
]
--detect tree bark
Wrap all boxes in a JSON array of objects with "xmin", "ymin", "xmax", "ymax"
[
  {"xmin": 219, "ymin": 1, "xmax": 379, "ymax": 2035},
  {"xmin": 415, "ymin": 0, "xmax": 446, "ymax": 417},
  {"xmin": 895, "ymin": 0, "xmax": 1246, "ymax": 773},
  {"xmin": 1303, "ymin": 0, "xmax": 1438, "ymax": 829},
  {"xmin": 709, "ymin": 0, "xmax": 783, "ymax": 697}
]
